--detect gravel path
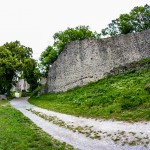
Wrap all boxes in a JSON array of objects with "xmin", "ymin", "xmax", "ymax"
[{"xmin": 10, "ymin": 97, "xmax": 150, "ymax": 150}]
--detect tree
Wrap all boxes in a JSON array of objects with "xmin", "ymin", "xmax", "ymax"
[
  {"xmin": 40, "ymin": 26, "xmax": 96, "ymax": 77},
  {"xmin": 23, "ymin": 58, "xmax": 41, "ymax": 91},
  {"xmin": 101, "ymin": 4, "xmax": 150, "ymax": 36},
  {"xmin": 40, "ymin": 46, "xmax": 57, "ymax": 77},
  {"xmin": 0, "ymin": 46, "xmax": 20, "ymax": 94},
  {"xmin": 0, "ymin": 41, "xmax": 40, "ymax": 95},
  {"xmin": 53, "ymin": 25, "xmax": 96, "ymax": 54},
  {"xmin": 4, "ymin": 41, "xmax": 33, "ymax": 61}
]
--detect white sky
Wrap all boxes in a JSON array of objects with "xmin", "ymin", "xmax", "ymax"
[{"xmin": 0, "ymin": 0, "xmax": 150, "ymax": 59}]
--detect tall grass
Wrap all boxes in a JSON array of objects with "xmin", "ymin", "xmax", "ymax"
[{"xmin": 29, "ymin": 59, "xmax": 150, "ymax": 122}]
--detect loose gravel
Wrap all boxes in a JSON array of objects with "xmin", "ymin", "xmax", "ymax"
[{"xmin": 10, "ymin": 97, "xmax": 150, "ymax": 150}]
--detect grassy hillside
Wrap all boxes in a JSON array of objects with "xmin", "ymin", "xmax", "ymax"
[
  {"xmin": 29, "ymin": 58, "xmax": 150, "ymax": 122},
  {"xmin": 0, "ymin": 101, "xmax": 72, "ymax": 150}
]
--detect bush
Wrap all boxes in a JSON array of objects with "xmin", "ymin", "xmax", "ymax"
[
  {"xmin": 30, "ymin": 85, "xmax": 45, "ymax": 97},
  {"xmin": 21, "ymin": 90, "xmax": 27, "ymax": 97}
]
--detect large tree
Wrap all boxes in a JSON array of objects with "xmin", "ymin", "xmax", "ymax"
[
  {"xmin": 40, "ymin": 26, "xmax": 96, "ymax": 76},
  {"xmin": 40, "ymin": 46, "xmax": 57, "ymax": 77},
  {"xmin": 101, "ymin": 4, "xmax": 150, "ymax": 36},
  {"xmin": 53, "ymin": 25, "xmax": 96, "ymax": 54},
  {"xmin": 0, "ymin": 46, "xmax": 20, "ymax": 94},
  {"xmin": 0, "ymin": 41, "xmax": 40, "ymax": 95}
]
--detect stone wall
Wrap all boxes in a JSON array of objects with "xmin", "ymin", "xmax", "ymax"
[{"xmin": 46, "ymin": 29, "xmax": 150, "ymax": 93}]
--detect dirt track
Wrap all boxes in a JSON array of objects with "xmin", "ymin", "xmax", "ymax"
[{"xmin": 10, "ymin": 97, "xmax": 150, "ymax": 150}]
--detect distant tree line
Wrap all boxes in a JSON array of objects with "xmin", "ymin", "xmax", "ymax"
[{"xmin": 40, "ymin": 4, "xmax": 150, "ymax": 77}]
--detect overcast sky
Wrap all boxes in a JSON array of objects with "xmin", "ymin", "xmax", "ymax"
[{"xmin": 0, "ymin": 0, "xmax": 149, "ymax": 59}]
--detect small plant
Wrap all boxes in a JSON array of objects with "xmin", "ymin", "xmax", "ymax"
[
  {"xmin": 118, "ymin": 131, "xmax": 125, "ymax": 135},
  {"xmin": 144, "ymin": 83, "xmax": 150, "ymax": 93},
  {"xmin": 129, "ymin": 132, "xmax": 136, "ymax": 136},
  {"xmin": 21, "ymin": 90, "xmax": 28, "ymax": 97},
  {"xmin": 30, "ymin": 85, "xmax": 45, "ymax": 97},
  {"xmin": 129, "ymin": 140, "xmax": 137, "ymax": 146}
]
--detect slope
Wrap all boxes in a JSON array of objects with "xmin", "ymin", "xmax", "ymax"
[{"xmin": 29, "ymin": 58, "xmax": 150, "ymax": 122}]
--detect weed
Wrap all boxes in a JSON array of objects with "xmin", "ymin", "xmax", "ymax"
[{"xmin": 129, "ymin": 132, "xmax": 136, "ymax": 136}]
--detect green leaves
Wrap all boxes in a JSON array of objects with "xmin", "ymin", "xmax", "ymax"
[
  {"xmin": 23, "ymin": 58, "xmax": 41, "ymax": 91},
  {"xmin": 53, "ymin": 26, "xmax": 96, "ymax": 54},
  {"xmin": 101, "ymin": 4, "xmax": 150, "ymax": 36},
  {"xmin": 0, "ymin": 41, "xmax": 39, "ymax": 94},
  {"xmin": 40, "ymin": 26, "xmax": 96, "ymax": 77},
  {"xmin": 0, "ymin": 45, "xmax": 19, "ymax": 94},
  {"xmin": 40, "ymin": 46, "xmax": 57, "ymax": 77}
]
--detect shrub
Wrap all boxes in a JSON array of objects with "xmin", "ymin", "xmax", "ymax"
[
  {"xmin": 30, "ymin": 85, "xmax": 45, "ymax": 97},
  {"xmin": 21, "ymin": 90, "xmax": 27, "ymax": 97},
  {"xmin": 120, "ymin": 94, "xmax": 146, "ymax": 110}
]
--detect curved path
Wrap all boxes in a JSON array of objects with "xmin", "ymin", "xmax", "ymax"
[{"xmin": 10, "ymin": 97, "xmax": 150, "ymax": 150}]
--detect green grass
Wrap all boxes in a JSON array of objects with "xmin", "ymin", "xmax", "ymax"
[
  {"xmin": 29, "ymin": 59, "xmax": 150, "ymax": 122},
  {"xmin": 0, "ymin": 101, "xmax": 73, "ymax": 150}
]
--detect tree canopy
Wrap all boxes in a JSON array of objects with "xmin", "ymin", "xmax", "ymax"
[
  {"xmin": 101, "ymin": 4, "xmax": 150, "ymax": 36},
  {"xmin": 23, "ymin": 58, "xmax": 41, "ymax": 91},
  {"xmin": 40, "ymin": 5, "xmax": 150, "ymax": 75},
  {"xmin": 40, "ymin": 26, "xmax": 96, "ymax": 76},
  {"xmin": 0, "ymin": 41, "xmax": 40, "ymax": 95},
  {"xmin": 53, "ymin": 26, "xmax": 96, "ymax": 54},
  {"xmin": 40, "ymin": 46, "xmax": 57, "ymax": 77}
]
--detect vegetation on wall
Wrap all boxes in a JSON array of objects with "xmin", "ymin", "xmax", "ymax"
[
  {"xmin": 101, "ymin": 4, "xmax": 150, "ymax": 36},
  {"xmin": 53, "ymin": 26, "xmax": 96, "ymax": 54},
  {"xmin": 40, "ymin": 46, "xmax": 58, "ymax": 77}
]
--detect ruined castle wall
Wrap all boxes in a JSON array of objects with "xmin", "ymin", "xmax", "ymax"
[{"xmin": 46, "ymin": 29, "xmax": 150, "ymax": 92}]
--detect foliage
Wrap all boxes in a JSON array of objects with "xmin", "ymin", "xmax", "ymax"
[
  {"xmin": 53, "ymin": 25, "xmax": 96, "ymax": 54},
  {"xmin": 39, "ymin": 4, "xmax": 150, "ymax": 76},
  {"xmin": 23, "ymin": 58, "xmax": 41, "ymax": 91},
  {"xmin": 0, "ymin": 101, "xmax": 72, "ymax": 149},
  {"xmin": 0, "ymin": 46, "xmax": 18, "ymax": 94},
  {"xmin": 0, "ymin": 41, "xmax": 31, "ymax": 95},
  {"xmin": 29, "ymin": 58, "xmax": 150, "ymax": 122},
  {"xmin": 39, "ymin": 26, "xmax": 96, "ymax": 76},
  {"xmin": 40, "ymin": 46, "xmax": 57, "ymax": 77},
  {"xmin": 0, "ymin": 41, "xmax": 40, "ymax": 95},
  {"xmin": 101, "ymin": 4, "xmax": 150, "ymax": 36},
  {"xmin": 30, "ymin": 85, "xmax": 45, "ymax": 97}
]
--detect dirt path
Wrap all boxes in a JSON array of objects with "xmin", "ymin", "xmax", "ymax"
[{"xmin": 10, "ymin": 97, "xmax": 150, "ymax": 150}]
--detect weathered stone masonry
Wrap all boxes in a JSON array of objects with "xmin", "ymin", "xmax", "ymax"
[{"xmin": 46, "ymin": 29, "xmax": 150, "ymax": 93}]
